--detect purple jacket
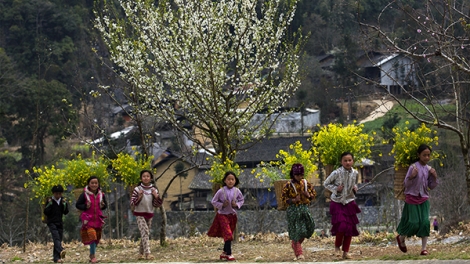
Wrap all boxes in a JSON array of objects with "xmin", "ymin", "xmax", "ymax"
[{"xmin": 404, "ymin": 162, "xmax": 438, "ymax": 199}]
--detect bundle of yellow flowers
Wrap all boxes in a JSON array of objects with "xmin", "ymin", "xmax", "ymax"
[
  {"xmin": 64, "ymin": 153, "xmax": 110, "ymax": 190},
  {"xmin": 25, "ymin": 165, "xmax": 67, "ymax": 199},
  {"xmin": 206, "ymin": 152, "xmax": 242, "ymax": 184},
  {"xmin": 310, "ymin": 123, "xmax": 375, "ymax": 167},
  {"xmin": 111, "ymin": 152, "xmax": 154, "ymax": 187},
  {"xmin": 253, "ymin": 141, "xmax": 318, "ymax": 183},
  {"xmin": 389, "ymin": 121, "xmax": 441, "ymax": 168}
]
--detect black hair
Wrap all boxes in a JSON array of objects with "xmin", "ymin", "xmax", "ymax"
[
  {"xmin": 87, "ymin": 176, "xmax": 100, "ymax": 189},
  {"xmin": 221, "ymin": 171, "xmax": 240, "ymax": 187},
  {"xmin": 417, "ymin": 144, "xmax": 432, "ymax": 154},
  {"xmin": 51, "ymin": 185, "xmax": 64, "ymax": 193},
  {"xmin": 139, "ymin": 170, "xmax": 155, "ymax": 184},
  {"xmin": 340, "ymin": 151, "xmax": 354, "ymax": 160},
  {"xmin": 416, "ymin": 144, "xmax": 432, "ymax": 162}
]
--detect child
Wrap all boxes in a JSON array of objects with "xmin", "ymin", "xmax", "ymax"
[
  {"xmin": 44, "ymin": 185, "xmax": 69, "ymax": 263},
  {"xmin": 396, "ymin": 144, "xmax": 438, "ymax": 256},
  {"xmin": 281, "ymin": 163, "xmax": 316, "ymax": 260},
  {"xmin": 323, "ymin": 152, "xmax": 361, "ymax": 260},
  {"xmin": 130, "ymin": 170, "xmax": 163, "ymax": 260},
  {"xmin": 207, "ymin": 171, "xmax": 244, "ymax": 261},
  {"xmin": 76, "ymin": 176, "xmax": 107, "ymax": 263}
]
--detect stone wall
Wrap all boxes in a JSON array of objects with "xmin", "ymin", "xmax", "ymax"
[{"xmin": 146, "ymin": 204, "xmax": 402, "ymax": 239}]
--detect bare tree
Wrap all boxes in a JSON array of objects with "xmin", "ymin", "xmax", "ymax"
[{"xmin": 359, "ymin": 0, "xmax": 470, "ymax": 201}]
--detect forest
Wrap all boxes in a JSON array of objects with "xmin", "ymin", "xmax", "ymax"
[{"xmin": 1, "ymin": 0, "xmax": 470, "ymax": 246}]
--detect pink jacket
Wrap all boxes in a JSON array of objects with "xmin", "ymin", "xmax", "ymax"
[{"xmin": 76, "ymin": 187, "xmax": 107, "ymax": 229}]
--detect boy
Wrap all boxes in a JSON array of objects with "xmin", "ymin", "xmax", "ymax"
[{"xmin": 44, "ymin": 185, "xmax": 69, "ymax": 263}]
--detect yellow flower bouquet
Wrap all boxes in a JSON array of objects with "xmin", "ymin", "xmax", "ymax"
[
  {"xmin": 111, "ymin": 152, "xmax": 154, "ymax": 187},
  {"xmin": 390, "ymin": 122, "xmax": 441, "ymax": 168},
  {"xmin": 253, "ymin": 141, "xmax": 318, "ymax": 183},
  {"xmin": 206, "ymin": 152, "xmax": 242, "ymax": 184},
  {"xmin": 310, "ymin": 123, "xmax": 374, "ymax": 167}
]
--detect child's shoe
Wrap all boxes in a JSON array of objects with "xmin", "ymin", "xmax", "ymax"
[
  {"xmin": 226, "ymin": 255, "xmax": 235, "ymax": 261},
  {"xmin": 220, "ymin": 252, "xmax": 228, "ymax": 260}
]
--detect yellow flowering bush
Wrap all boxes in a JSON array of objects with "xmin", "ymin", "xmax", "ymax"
[
  {"xmin": 25, "ymin": 165, "xmax": 67, "ymax": 199},
  {"xmin": 111, "ymin": 152, "xmax": 154, "ymax": 187},
  {"xmin": 310, "ymin": 123, "xmax": 374, "ymax": 167},
  {"xmin": 64, "ymin": 153, "xmax": 110, "ymax": 189},
  {"xmin": 253, "ymin": 141, "xmax": 318, "ymax": 183},
  {"xmin": 390, "ymin": 122, "xmax": 441, "ymax": 167},
  {"xmin": 206, "ymin": 152, "xmax": 241, "ymax": 184}
]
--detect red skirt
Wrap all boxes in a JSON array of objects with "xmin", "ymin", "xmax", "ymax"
[
  {"xmin": 207, "ymin": 213, "xmax": 237, "ymax": 242},
  {"xmin": 329, "ymin": 201, "xmax": 361, "ymax": 237}
]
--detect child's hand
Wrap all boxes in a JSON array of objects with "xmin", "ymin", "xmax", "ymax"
[
  {"xmin": 410, "ymin": 166, "xmax": 418, "ymax": 178},
  {"xmin": 337, "ymin": 185, "xmax": 344, "ymax": 192},
  {"xmin": 302, "ymin": 190, "xmax": 310, "ymax": 198},
  {"xmin": 86, "ymin": 201, "xmax": 91, "ymax": 209},
  {"xmin": 294, "ymin": 195, "xmax": 300, "ymax": 203},
  {"xmin": 429, "ymin": 168, "xmax": 437, "ymax": 178},
  {"xmin": 47, "ymin": 198, "xmax": 52, "ymax": 203},
  {"xmin": 223, "ymin": 200, "xmax": 229, "ymax": 208},
  {"xmin": 152, "ymin": 189, "xmax": 159, "ymax": 198},
  {"xmin": 231, "ymin": 200, "xmax": 237, "ymax": 208},
  {"xmin": 100, "ymin": 200, "xmax": 105, "ymax": 208}
]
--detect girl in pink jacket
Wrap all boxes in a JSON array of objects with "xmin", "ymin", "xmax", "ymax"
[{"xmin": 76, "ymin": 176, "xmax": 107, "ymax": 263}]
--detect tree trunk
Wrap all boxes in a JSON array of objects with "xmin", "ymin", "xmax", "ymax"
[{"xmin": 159, "ymin": 205, "xmax": 167, "ymax": 246}]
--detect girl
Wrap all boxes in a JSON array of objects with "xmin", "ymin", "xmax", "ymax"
[
  {"xmin": 323, "ymin": 152, "xmax": 361, "ymax": 260},
  {"xmin": 281, "ymin": 163, "xmax": 316, "ymax": 260},
  {"xmin": 207, "ymin": 171, "xmax": 244, "ymax": 261},
  {"xmin": 76, "ymin": 176, "xmax": 107, "ymax": 263},
  {"xmin": 396, "ymin": 144, "xmax": 438, "ymax": 256},
  {"xmin": 130, "ymin": 170, "xmax": 163, "ymax": 260}
]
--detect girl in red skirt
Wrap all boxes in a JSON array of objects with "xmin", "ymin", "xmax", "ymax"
[
  {"xmin": 323, "ymin": 152, "xmax": 361, "ymax": 260},
  {"xmin": 207, "ymin": 171, "xmax": 244, "ymax": 261}
]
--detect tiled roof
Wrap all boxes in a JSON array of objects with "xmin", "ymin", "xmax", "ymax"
[{"xmin": 235, "ymin": 136, "xmax": 311, "ymax": 163}]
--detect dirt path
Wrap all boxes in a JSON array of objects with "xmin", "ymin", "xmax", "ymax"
[{"xmin": 359, "ymin": 100, "xmax": 394, "ymax": 124}]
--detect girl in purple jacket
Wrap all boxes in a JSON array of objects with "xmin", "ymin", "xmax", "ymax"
[
  {"xmin": 396, "ymin": 144, "xmax": 438, "ymax": 256},
  {"xmin": 207, "ymin": 171, "xmax": 244, "ymax": 261},
  {"xmin": 76, "ymin": 176, "xmax": 107, "ymax": 263}
]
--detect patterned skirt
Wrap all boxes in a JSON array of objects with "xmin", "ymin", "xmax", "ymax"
[
  {"xmin": 329, "ymin": 201, "xmax": 361, "ymax": 237},
  {"xmin": 286, "ymin": 204, "xmax": 315, "ymax": 242},
  {"xmin": 80, "ymin": 227, "xmax": 102, "ymax": 245},
  {"xmin": 207, "ymin": 213, "xmax": 237, "ymax": 242},
  {"xmin": 396, "ymin": 200, "xmax": 430, "ymax": 238}
]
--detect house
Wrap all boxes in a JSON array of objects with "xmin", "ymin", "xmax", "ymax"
[
  {"xmin": 317, "ymin": 51, "xmax": 418, "ymax": 95},
  {"xmin": 152, "ymin": 150, "xmax": 211, "ymax": 210},
  {"xmin": 357, "ymin": 52, "xmax": 417, "ymax": 94},
  {"xmin": 187, "ymin": 136, "xmax": 316, "ymax": 210}
]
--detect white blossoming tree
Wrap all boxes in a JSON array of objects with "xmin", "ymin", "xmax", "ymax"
[
  {"xmin": 94, "ymin": 0, "xmax": 304, "ymax": 163},
  {"xmin": 359, "ymin": 0, "xmax": 470, "ymax": 203}
]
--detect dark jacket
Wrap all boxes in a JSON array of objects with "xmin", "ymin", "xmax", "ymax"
[{"xmin": 44, "ymin": 198, "xmax": 69, "ymax": 224}]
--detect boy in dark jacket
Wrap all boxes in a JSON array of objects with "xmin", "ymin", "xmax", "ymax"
[{"xmin": 44, "ymin": 185, "xmax": 69, "ymax": 263}]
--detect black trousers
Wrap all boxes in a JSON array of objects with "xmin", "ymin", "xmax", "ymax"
[{"xmin": 47, "ymin": 222, "xmax": 64, "ymax": 262}]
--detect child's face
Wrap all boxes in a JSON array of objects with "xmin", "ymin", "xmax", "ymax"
[
  {"xmin": 53, "ymin": 192, "xmax": 63, "ymax": 200},
  {"xmin": 293, "ymin": 174, "xmax": 304, "ymax": 181},
  {"xmin": 418, "ymin": 148, "xmax": 431, "ymax": 164},
  {"xmin": 88, "ymin": 179, "xmax": 100, "ymax": 192},
  {"xmin": 141, "ymin": 172, "xmax": 152, "ymax": 185},
  {"xmin": 224, "ymin": 174, "xmax": 236, "ymax": 188},
  {"xmin": 341, "ymin": 154, "xmax": 354, "ymax": 170}
]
